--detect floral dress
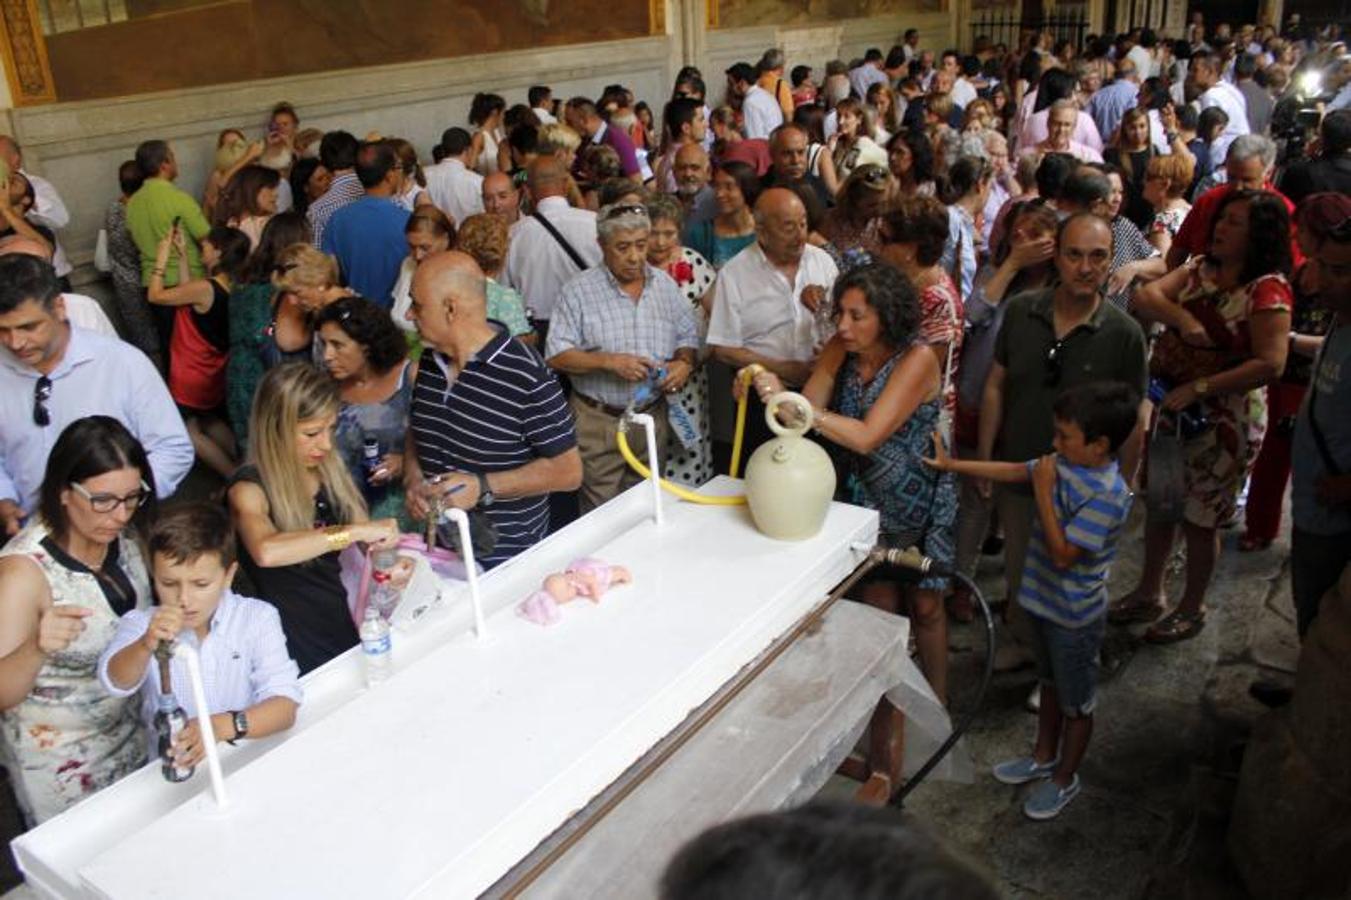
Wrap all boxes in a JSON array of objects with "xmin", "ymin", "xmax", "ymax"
[
  {"xmin": 335, "ymin": 361, "xmax": 415, "ymax": 529},
  {"xmin": 661, "ymin": 248, "xmax": 717, "ymax": 486},
  {"xmin": 835, "ymin": 350, "xmax": 957, "ymax": 592},
  {"xmin": 0, "ymin": 522, "xmax": 150, "ymax": 825},
  {"xmin": 1174, "ymin": 261, "xmax": 1293, "ymax": 528},
  {"xmin": 1148, "ymin": 202, "xmax": 1191, "ymax": 243},
  {"xmin": 917, "ymin": 273, "xmax": 964, "ymax": 424}
]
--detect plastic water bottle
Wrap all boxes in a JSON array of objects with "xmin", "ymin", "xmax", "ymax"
[
  {"xmin": 369, "ymin": 548, "xmax": 402, "ymax": 620},
  {"xmin": 360, "ymin": 604, "xmax": 392, "ymax": 686},
  {"xmin": 362, "ymin": 438, "xmax": 384, "ymax": 502}
]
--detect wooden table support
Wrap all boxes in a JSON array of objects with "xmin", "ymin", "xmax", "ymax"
[{"xmin": 837, "ymin": 696, "xmax": 907, "ymax": 805}]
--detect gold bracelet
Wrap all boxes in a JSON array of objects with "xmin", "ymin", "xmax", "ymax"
[{"xmin": 323, "ymin": 527, "xmax": 352, "ymax": 552}]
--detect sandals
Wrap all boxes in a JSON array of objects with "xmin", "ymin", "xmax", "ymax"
[
  {"xmin": 1237, "ymin": 534, "xmax": 1273, "ymax": 553},
  {"xmin": 1144, "ymin": 609, "xmax": 1207, "ymax": 644},
  {"xmin": 1107, "ymin": 593, "xmax": 1166, "ymax": 625}
]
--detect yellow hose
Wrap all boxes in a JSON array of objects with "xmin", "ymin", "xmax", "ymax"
[{"xmin": 615, "ymin": 364, "xmax": 762, "ymax": 506}]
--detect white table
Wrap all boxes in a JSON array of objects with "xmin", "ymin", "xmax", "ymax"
[{"xmin": 12, "ymin": 479, "xmax": 933, "ymax": 899}]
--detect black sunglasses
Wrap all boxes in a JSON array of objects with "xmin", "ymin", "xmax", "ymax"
[
  {"xmin": 1044, "ymin": 338, "xmax": 1069, "ymax": 387},
  {"xmin": 33, "ymin": 376, "xmax": 51, "ymax": 427}
]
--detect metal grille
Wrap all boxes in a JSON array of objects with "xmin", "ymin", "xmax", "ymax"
[
  {"xmin": 36, "ymin": 0, "xmax": 129, "ymax": 35},
  {"xmin": 969, "ymin": 3, "xmax": 1089, "ymax": 53}
]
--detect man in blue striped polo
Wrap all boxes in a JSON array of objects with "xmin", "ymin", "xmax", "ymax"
[
  {"xmin": 403, "ymin": 251, "xmax": 581, "ymax": 568},
  {"xmin": 926, "ymin": 381, "xmax": 1137, "ymax": 820}
]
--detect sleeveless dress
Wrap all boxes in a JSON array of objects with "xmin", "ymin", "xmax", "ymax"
[
  {"xmin": 169, "ymin": 278, "xmax": 230, "ymax": 413},
  {"xmin": 0, "ymin": 522, "xmax": 150, "ymax": 825},
  {"xmin": 835, "ymin": 351, "xmax": 957, "ymax": 591},
  {"xmin": 334, "ymin": 362, "xmax": 415, "ymax": 528},
  {"xmin": 229, "ymin": 466, "xmax": 359, "ymax": 675},
  {"xmin": 660, "ymin": 249, "xmax": 716, "ymax": 487}
]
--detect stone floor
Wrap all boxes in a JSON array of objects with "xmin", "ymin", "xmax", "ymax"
[
  {"xmin": 824, "ymin": 502, "xmax": 1300, "ymax": 900},
  {"xmin": 2, "ymin": 495, "xmax": 1299, "ymax": 899}
]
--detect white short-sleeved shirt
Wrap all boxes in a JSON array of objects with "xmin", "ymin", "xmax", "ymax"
[
  {"xmin": 707, "ymin": 242, "xmax": 839, "ymax": 363},
  {"xmin": 1200, "ymin": 81, "xmax": 1251, "ymax": 163},
  {"xmin": 423, "ymin": 158, "xmax": 485, "ymax": 227},
  {"xmin": 741, "ymin": 85, "xmax": 785, "ymax": 141},
  {"xmin": 502, "ymin": 195, "xmax": 601, "ymax": 321}
]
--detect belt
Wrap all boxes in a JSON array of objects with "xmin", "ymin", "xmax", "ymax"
[{"xmin": 573, "ymin": 392, "xmax": 661, "ymax": 418}]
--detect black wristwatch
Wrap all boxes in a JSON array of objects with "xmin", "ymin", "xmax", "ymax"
[
  {"xmin": 476, "ymin": 472, "xmax": 495, "ymax": 508},
  {"xmin": 230, "ymin": 710, "xmax": 249, "ymax": 744}
]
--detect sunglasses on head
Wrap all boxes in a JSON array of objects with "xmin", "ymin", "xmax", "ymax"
[{"xmin": 601, "ymin": 203, "xmax": 647, "ymax": 222}]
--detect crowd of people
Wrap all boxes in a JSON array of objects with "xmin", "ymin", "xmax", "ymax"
[{"xmin": 1, "ymin": 14, "xmax": 1350, "ymax": 851}]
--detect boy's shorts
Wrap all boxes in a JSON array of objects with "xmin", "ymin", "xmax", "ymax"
[{"xmin": 1028, "ymin": 612, "xmax": 1106, "ymax": 717}]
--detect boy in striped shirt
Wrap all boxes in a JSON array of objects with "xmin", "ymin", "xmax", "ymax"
[{"xmin": 927, "ymin": 381, "xmax": 1137, "ymax": 820}]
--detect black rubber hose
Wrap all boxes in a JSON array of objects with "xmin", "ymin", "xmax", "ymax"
[{"xmin": 890, "ymin": 570, "xmax": 996, "ymax": 807}]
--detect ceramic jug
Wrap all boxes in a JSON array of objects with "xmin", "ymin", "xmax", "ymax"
[{"xmin": 744, "ymin": 392, "xmax": 836, "ymax": 541}]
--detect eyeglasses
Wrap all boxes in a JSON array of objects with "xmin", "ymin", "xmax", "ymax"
[
  {"xmin": 33, "ymin": 376, "xmax": 51, "ymax": 427},
  {"xmin": 70, "ymin": 480, "xmax": 152, "ymax": 514},
  {"xmin": 600, "ymin": 203, "xmax": 647, "ymax": 222}
]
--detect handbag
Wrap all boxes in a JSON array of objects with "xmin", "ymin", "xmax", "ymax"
[
  {"xmin": 93, "ymin": 228, "xmax": 110, "ymax": 273},
  {"xmin": 1144, "ymin": 419, "xmax": 1187, "ymax": 524}
]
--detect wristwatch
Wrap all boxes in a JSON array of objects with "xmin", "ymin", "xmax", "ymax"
[
  {"xmin": 476, "ymin": 472, "xmax": 495, "ymax": 508},
  {"xmin": 230, "ymin": 710, "xmax": 249, "ymax": 744},
  {"xmin": 1193, "ymin": 378, "xmax": 1210, "ymax": 397}
]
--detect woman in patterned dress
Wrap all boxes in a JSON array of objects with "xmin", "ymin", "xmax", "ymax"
[
  {"xmin": 1114, "ymin": 191, "xmax": 1293, "ymax": 644},
  {"xmin": 645, "ymin": 194, "xmax": 717, "ymax": 487},
  {"xmin": 0, "ymin": 418, "xmax": 157, "ymax": 825},
  {"xmin": 745, "ymin": 264, "xmax": 957, "ymax": 704}
]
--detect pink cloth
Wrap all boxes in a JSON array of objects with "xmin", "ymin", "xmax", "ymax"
[
  {"xmin": 516, "ymin": 591, "xmax": 563, "ymax": 626},
  {"xmin": 1017, "ymin": 109, "xmax": 1103, "ymax": 156}
]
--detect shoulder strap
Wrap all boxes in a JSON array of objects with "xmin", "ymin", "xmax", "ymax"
[
  {"xmin": 1307, "ymin": 324, "xmax": 1344, "ymax": 477},
  {"xmin": 532, "ymin": 211, "xmax": 589, "ymax": 272}
]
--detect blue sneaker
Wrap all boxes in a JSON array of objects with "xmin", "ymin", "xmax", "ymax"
[
  {"xmin": 1023, "ymin": 774, "xmax": 1081, "ymax": 820},
  {"xmin": 992, "ymin": 755, "xmax": 1058, "ymax": 785}
]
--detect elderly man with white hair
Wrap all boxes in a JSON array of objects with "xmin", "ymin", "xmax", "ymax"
[
  {"xmin": 1165, "ymin": 134, "xmax": 1295, "ymax": 270},
  {"xmin": 546, "ymin": 203, "xmax": 699, "ymax": 512}
]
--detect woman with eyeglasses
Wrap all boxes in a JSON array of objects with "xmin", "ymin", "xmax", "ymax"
[
  {"xmin": 315, "ymin": 297, "xmax": 415, "ymax": 527},
  {"xmin": 226, "ymin": 212, "xmax": 311, "ymax": 450},
  {"xmin": 1113, "ymin": 191, "xmax": 1294, "ymax": 644},
  {"xmin": 741, "ymin": 263, "xmax": 958, "ymax": 704},
  {"xmin": 0, "ymin": 416, "xmax": 156, "ymax": 825},
  {"xmin": 228, "ymin": 363, "xmax": 398, "ymax": 674}
]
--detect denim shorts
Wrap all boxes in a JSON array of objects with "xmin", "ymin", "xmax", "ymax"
[{"xmin": 1028, "ymin": 612, "xmax": 1106, "ymax": 717}]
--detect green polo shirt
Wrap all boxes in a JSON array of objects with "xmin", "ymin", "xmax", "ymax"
[
  {"xmin": 994, "ymin": 287, "xmax": 1148, "ymax": 466},
  {"xmin": 125, "ymin": 177, "xmax": 211, "ymax": 287}
]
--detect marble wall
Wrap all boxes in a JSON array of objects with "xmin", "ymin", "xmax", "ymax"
[{"xmin": 1, "ymin": 2, "xmax": 952, "ymax": 287}]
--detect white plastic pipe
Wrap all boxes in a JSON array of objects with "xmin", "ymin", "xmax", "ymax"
[
  {"xmin": 445, "ymin": 507, "xmax": 487, "ymax": 639},
  {"xmin": 629, "ymin": 412, "xmax": 664, "ymax": 526},
  {"xmin": 173, "ymin": 642, "xmax": 229, "ymax": 809}
]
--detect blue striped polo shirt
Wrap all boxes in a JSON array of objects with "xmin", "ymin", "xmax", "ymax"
[
  {"xmin": 1019, "ymin": 457, "xmax": 1133, "ymax": 628},
  {"xmin": 409, "ymin": 329, "xmax": 576, "ymax": 568}
]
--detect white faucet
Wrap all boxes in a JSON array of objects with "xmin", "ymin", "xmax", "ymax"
[
  {"xmin": 443, "ymin": 507, "xmax": 487, "ymax": 639},
  {"xmin": 629, "ymin": 412, "xmax": 664, "ymax": 526},
  {"xmin": 173, "ymin": 642, "xmax": 229, "ymax": 809}
]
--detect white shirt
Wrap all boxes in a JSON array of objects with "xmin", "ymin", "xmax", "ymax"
[
  {"xmin": 1126, "ymin": 45, "xmax": 1156, "ymax": 79},
  {"xmin": 22, "ymin": 170, "xmax": 72, "ymax": 278},
  {"xmin": 741, "ymin": 84, "xmax": 784, "ymax": 141},
  {"xmin": 1200, "ymin": 81, "xmax": 1251, "ymax": 163},
  {"xmin": 951, "ymin": 77, "xmax": 978, "ymax": 110},
  {"xmin": 503, "ymin": 195, "xmax": 601, "ymax": 321},
  {"xmin": 62, "ymin": 292, "xmax": 116, "ymax": 338},
  {"xmin": 532, "ymin": 106, "xmax": 558, "ymax": 125},
  {"xmin": 98, "ymin": 589, "xmax": 303, "ymax": 754},
  {"xmin": 708, "ymin": 242, "xmax": 839, "ymax": 363},
  {"xmin": 423, "ymin": 158, "xmax": 484, "ymax": 227}
]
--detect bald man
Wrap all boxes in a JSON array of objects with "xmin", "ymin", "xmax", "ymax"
[
  {"xmin": 503, "ymin": 156, "xmax": 601, "ymax": 344},
  {"xmin": 481, "ymin": 171, "xmax": 521, "ymax": 226},
  {"xmin": 707, "ymin": 187, "xmax": 838, "ymax": 456},
  {"xmin": 404, "ymin": 250, "xmax": 580, "ymax": 567}
]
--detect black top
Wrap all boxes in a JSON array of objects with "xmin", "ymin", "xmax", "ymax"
[
  {"xmin": 759, "ymin": 171, "xmax": 833, "ymax": 230},
  {"xmin": 229, "ymin": 465, "xmax": 358, "ymax": 674},
  {"xmin": 1278, "ymin": 156, "xmax": 1351, "ymax": 208},
  {"xmin": 193, "ymin": 279, "xmax": 231, "ymax": 354}
]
